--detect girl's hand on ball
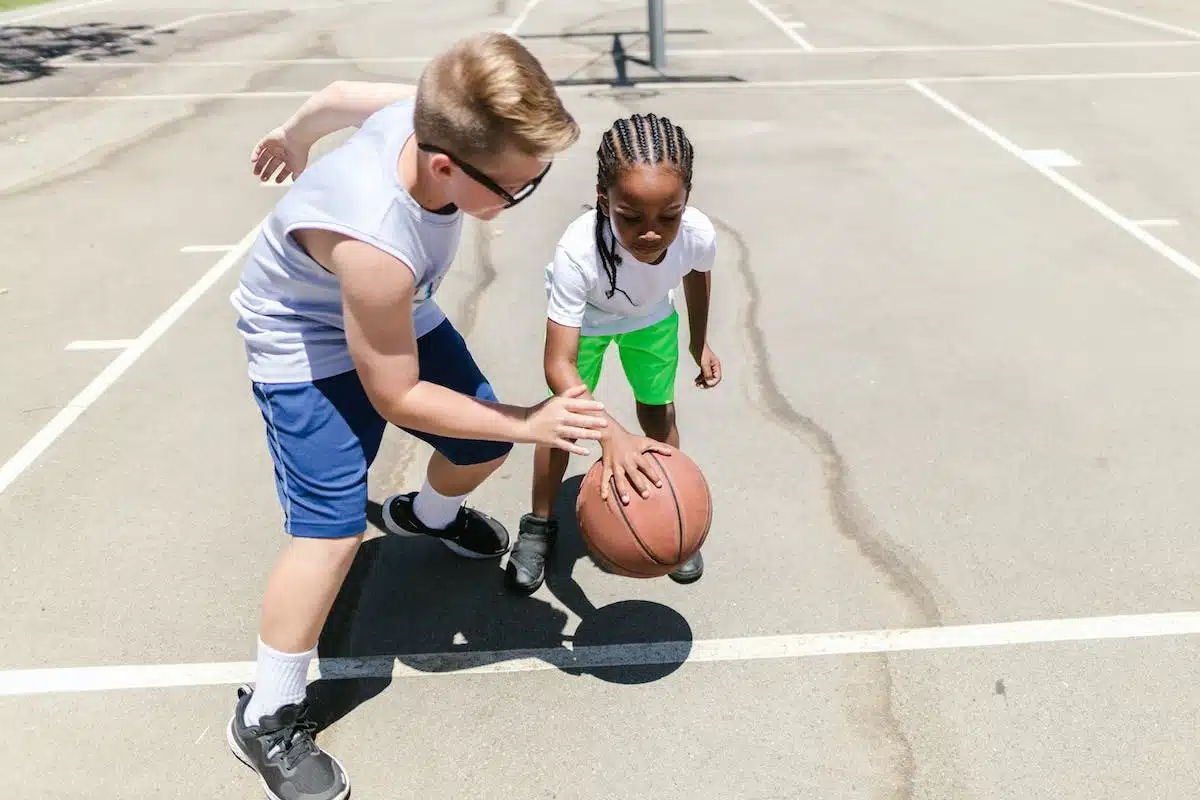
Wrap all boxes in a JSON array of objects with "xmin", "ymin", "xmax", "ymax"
[{"xmin": 600, "ymin": 430, "xmax": 672, "ymax": 504}]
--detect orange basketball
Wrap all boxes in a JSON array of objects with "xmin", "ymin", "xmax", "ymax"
[{"xmin": 575, "ymin": 445, "xmax": 712, "ymax": 577}]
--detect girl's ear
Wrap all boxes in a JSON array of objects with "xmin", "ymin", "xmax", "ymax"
[{"xmin": 595, "ymin": 190, "xmax": 609, "ymax": 215}]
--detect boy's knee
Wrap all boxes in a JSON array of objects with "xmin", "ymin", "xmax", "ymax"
[{"xmin": 445, "ymin": 438, "xmax": 513, "ymax": 467}]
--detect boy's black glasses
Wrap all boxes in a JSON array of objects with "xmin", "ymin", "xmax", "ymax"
[{"xmin": 418, "ymin": 142, "xmax": 551, "ymax": 207}]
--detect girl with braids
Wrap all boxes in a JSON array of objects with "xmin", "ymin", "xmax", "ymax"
[{"xmin": 506, "ymin": 112, "xmax": 722, "ymax": 595}]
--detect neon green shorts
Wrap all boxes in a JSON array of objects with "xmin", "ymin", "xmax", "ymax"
[{"xmin": 573, "ymin": 310, "xmax": 680, "ymax": 406}]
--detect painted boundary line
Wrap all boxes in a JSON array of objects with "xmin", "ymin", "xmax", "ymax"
[
  {"xmin": 8, "ymin": 70, "xmax": 1200, "ymax": 105},
  {"xmin": 505, "ymin": 0, "xmax": 544, "ymax": 36},
  {"xmin": 909, "ymin": 80, "xmax": 1200, "ymax": 284},
  {"xmin": 744, "ymin": 0, "xmax": 814, "ymax": 51},
  {"xmin": 1048, "ymin": 0, "xmax": 1200, "ymax": 40},
  {"xmin": 3, "ymin": 611, "xmax": 1198, "ymax": 696},
  {"xmin": 0, "ymin": 224, "xmax": 262, "ymax": 496},
  {"xmin": 1, "ymin": 0, "xmax": 111, "ymax": 24},
  {"xmin": 43, "ymin": 40, "xmax": 1200, "ymax": 68}
]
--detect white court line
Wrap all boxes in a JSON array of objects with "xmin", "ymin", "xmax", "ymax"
[
  {"xmin": 1135, "ymin": 219, "xmax": 1180, "ymax": 228},
  {"xmin": 665, "ymin": 39, "xmax": 1200, "ymax": 56},
  {"xmin": 1048, "ymin": 0, "xmax": 1200, "ymax": 40},
  {"xmin": 180, "ymin": 244, "xmax": 235, "ymax": 254},
  {"xmin": 64, "ymin": 339, "xmax": 136, "ymax": 351},
  {"xmin": 505, "ymin": 0, "xmax": 545, "ymax": 36},
  {"xmin": 1023, "ymin": 148, "xmax": 1081, "ymax": 168},
  {"xmin": 744, "ymin": 0, "xmax": 814, "ymax": 51},
  {"xmin": 148, "ymin": 9, "xmax": 264, "ymax": 34},
  {"xmin": 0, "ymin": 224, "xmax": 262, "ymax": 497},
  {"xmin": 45, "ymin": 40, "xmax": 1200, "ymax": 68},
  {"xmin": 8, "ymin": 70, "xmax": 1200, "ymax": 104},
  {"xmin": 3, "ymin": 610, "xmax": 1199, "ymax": 696},
  {"xmin": 2, "ymin": 0, "xmax": 112, "ymax": 24},
  {"xmin": 910, "ymin": 80, "xmax": 1200, "ymax": 284}
]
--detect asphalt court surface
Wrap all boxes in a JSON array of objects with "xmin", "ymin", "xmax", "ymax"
[{"xmin": 3, "ymin": 0, "xmax": 1200, "ymax": 797}]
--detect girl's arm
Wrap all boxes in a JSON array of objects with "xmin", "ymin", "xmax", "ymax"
[
  {"xmin": 682, "ymin": 269, "xmax": 722, "ymax": 388},
  {"xmin": 682, "ymin": 269, "xmax": 711, "ymax": 358},
  {"xmin": 543, "ymin": 319, "xmax": 669, "ymax": 502},
  {"xmin": 250, "ymin": 81, "xmax": 417, "ymax": 183}
]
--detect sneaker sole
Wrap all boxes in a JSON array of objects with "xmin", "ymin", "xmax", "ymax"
[{"xmin": 226, "ymin": 715, "xmax": 351, "ymax": 800}]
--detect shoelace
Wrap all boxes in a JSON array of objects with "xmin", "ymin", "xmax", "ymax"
[{"xmin": 266, "ymin": 714, "xmax": 320, "ymax": 770}]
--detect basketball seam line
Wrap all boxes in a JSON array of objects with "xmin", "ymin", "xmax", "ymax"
[
  {"xmin": 649, "ymin": 452, "xmax": 685, "ymax": 563},
  {"xmin": 609, "ymin": 473, "xmax": 673, "ymax": 566}
]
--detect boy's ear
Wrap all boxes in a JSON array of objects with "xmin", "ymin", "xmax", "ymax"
[{"xmin": 428, "ymin": 152, "xmax": 454, "ymax": 179}]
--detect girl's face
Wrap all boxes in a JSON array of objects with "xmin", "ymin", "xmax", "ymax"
[{"xmin": 599, "ymin": 163, "xmax": 688, "ymax": 264}]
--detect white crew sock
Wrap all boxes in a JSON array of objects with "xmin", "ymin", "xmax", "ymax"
[
  {"xmin": 243, "ymin": 637, "xmax": 316, "ymax": 727},
  {"xmin": 413, "ymin": 479, "xmax": 468, "ymax": 530}
]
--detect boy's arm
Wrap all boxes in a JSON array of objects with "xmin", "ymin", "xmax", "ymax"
[
  {"xmin": 296, "ymin": 229, "xmax": 606, "ymax": 452},
  {"xmin": 251, "ymin": 81, "xmax": 417, "ymax": 183},
  {"xmin": 280, "ymin": 81, "xmax": 417, "ymax": 147}
]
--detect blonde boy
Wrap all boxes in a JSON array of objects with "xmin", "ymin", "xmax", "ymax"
[{"xmin": 226, "ymin": 34, "xmax": 605, "ymax": 800}]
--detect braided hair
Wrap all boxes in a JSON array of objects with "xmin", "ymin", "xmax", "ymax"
[{"xmin": 594, "ymin": 113, "xmax": 695, "ymax": 302}]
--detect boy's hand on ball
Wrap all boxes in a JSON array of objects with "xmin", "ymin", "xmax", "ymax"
[
  {"xmin": 599, "ymin": 430, "xmax": 672, "ymax": 505},
  {"xmin": 526, "ymin": 385, "xmax": 607, "ymax": 456},
  {"xmin": 692, "ymin": 343, "xmax": 722, "ymax": 388},
  {"xmin": 251, "ymin": 126, "xmax": 311, "ymax": 184}
]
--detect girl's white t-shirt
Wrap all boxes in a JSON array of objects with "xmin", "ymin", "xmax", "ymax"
[{"xmin": 545, "ymin": 206, "xmax": 716, "ymax": 337}]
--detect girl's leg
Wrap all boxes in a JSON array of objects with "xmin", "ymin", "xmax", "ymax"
[
  {"xmin": 507, "ymin": 334, "xmax": 611, "ymax": 596},
  {"xmin": 617, "ymin": 312, "xmax": 704, "ymax": 584},
  {"xmin": 635, "ymin": 401, "xmax": 679, "ymax": 447}
]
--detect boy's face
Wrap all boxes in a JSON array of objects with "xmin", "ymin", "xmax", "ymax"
[
  {"xmin": 429, "ymin": 146, "xmax": 552, "ymax": 220},
  {"xmin": 599, "ymin": 163, "xmax": 688, "ymax": 265}
]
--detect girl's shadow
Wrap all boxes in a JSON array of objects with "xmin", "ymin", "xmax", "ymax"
[{"xmin": 306, "ymin": 475, "xmax": 693, "ymax": 732}]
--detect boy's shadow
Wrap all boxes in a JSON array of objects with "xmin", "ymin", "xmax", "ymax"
[{"xmin": 307, "ymin": 475, "xmax": 694, "ymax": 732}]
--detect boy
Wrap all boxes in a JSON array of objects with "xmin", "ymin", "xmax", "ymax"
[{"xmin": 226, "ymin": 33, "xmax": 606, "ymax": 800}]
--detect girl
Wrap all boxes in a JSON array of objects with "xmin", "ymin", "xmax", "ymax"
[{"xmin": 505, "ymin": 113, "xmax": 722, "ymax": 596}]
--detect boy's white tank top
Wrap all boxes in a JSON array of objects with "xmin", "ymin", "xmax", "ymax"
[{"xmin": 230, "ymin": 99, "xmax": 462, "ymax": 384}]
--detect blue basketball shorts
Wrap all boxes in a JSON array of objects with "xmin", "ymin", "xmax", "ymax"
[{"xmin": 251, "ymin": 319, "xmax": 512, "ymax": 539}]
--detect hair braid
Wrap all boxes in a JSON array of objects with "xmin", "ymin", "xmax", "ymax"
[{"xmin": 590, "ymin": 114, "xmax": 697, "ymax": 302}]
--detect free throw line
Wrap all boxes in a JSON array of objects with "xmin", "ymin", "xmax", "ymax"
[
  {"xmin": 2, "ymin": 611, "xmax": 1198, "ymax": 696},
  {"xmin": 909, "ymin": 80, "xmax": 1200, "ymax": 283},
  {"xmin": 0, "ymin": 223, "xmax": 262, "ymax": 497}
]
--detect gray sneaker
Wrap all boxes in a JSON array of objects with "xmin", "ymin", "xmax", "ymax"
[{"xmin": 227, "ymin": 685, "xmax": 350, "ymax": 800}]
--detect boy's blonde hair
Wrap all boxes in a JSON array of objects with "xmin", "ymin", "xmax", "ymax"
[{"xmin": 414, "ymin": 32, "xmax": 579, "ymax": 162}]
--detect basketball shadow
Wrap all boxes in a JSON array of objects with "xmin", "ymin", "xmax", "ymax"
[
  {"xmin": 306, "ymin": 477, "xmax": 693, "ymax": 732},
  {"xmin": 547, "ymin": 475, "xmax": 694, "ymax": 685}
]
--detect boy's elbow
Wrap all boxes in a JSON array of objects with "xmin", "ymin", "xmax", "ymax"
[{"xmin": 359, "ymin": 367, "xmax": 418, "ymax": 422}]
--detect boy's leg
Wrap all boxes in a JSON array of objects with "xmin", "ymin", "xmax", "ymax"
[
  {"xmin": 616, "ymin": 311, "xmax": 703, "ymax": 584},
  {"xmin": 507, "ymin": 333, "xmax": 611, "ymax": 595},
  {"xmin": 230, "ymin": 370, "xmax": 388, "ymax": 800},
  {"xmin": 378, "ymin": 319, "xmax": 514, "ymax": 558}
]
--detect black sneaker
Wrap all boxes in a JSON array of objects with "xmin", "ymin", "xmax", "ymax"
[
  {"xmin": 669, "ymin": 550, "xmax": 704, "ymax": 584},
  {"xmin": 381, "ymin": 492, "xmax": 509, "ymax": 559},
  {"xmin": 505, "ymin": 514, "xmax": 558, "ymax": 595},
  {"xmin": 227, "ymin": 685, "xmax": 350, "ymax": 800}
]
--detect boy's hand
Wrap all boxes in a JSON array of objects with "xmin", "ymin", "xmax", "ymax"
[
  {"xmin": 524, "ymin": 385, "xmax": 607, "ymax": 456},
  {"xmin": 599, "ymin": 429, "xmax": 672, "ymax": 505},
  {"xmin": 251, "ymin": 126, "xmax": 311, "ymax": 184},
  {"xmin": 691, "ymin": 342, "xmax": 722, "ymax": 388}
]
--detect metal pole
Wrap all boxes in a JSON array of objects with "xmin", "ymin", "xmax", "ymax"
[{"xmin": 648, "ymin": 0, "xmax": 666, "ymax": 70}]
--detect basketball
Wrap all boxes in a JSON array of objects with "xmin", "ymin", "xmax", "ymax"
[{"xmin": 575, "ymin": 445, "xmax": 712, "ymax": 577}]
